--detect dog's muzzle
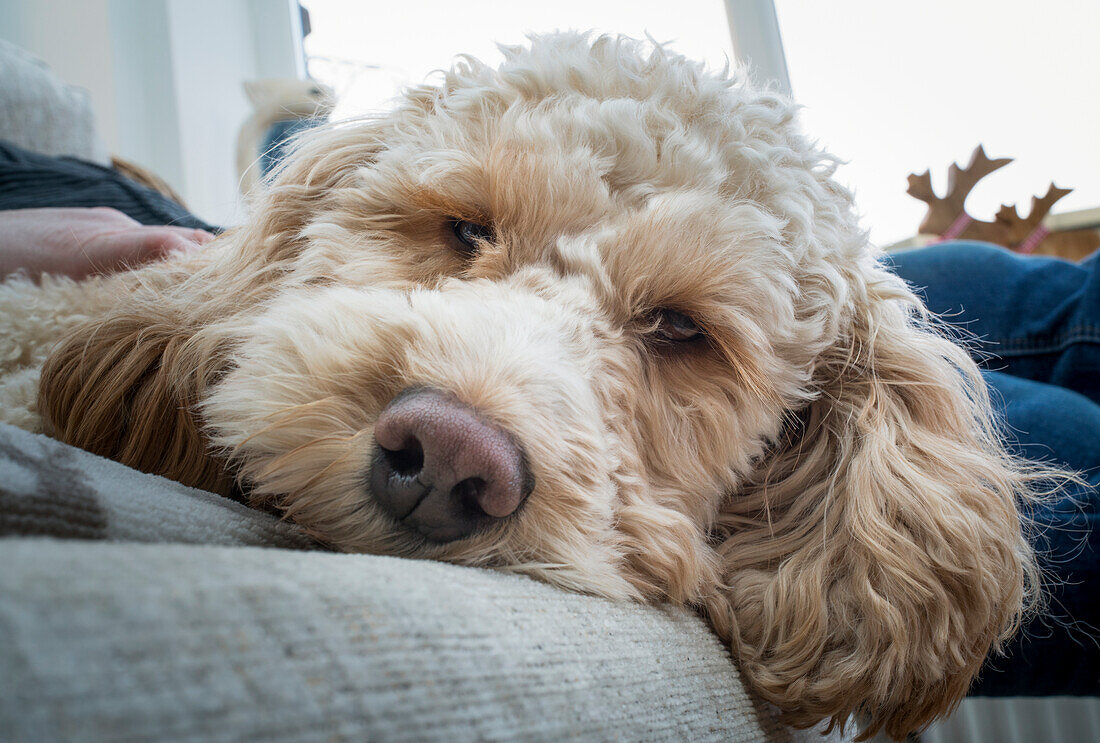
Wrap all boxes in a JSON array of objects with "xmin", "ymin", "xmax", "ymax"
[{"xmin": 369, "ymin": 388, "xmax": 534, "ymax": 543}]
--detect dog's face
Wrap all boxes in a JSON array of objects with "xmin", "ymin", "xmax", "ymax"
[
  {"xmin": 41, "ymin": 35, "xmax": 1043, "ymax": 740},
  {"xmin": 206, "ymin": 73, "xmax": 820, "ymax": 600}
]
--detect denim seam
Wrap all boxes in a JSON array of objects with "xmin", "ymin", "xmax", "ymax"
[{"xmin": 989, "ymin": 325, "xmax": 1100, "ymax": 356}]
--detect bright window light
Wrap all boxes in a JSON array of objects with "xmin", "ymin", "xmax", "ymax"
[{"xmin": 775, "ymin": 0, "xmax": 1100, "ymax": 246}]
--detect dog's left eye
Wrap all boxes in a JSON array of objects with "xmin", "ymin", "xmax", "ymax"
[
  {"xmin": 652, "ymin": 309, "xmax": 703, "ymax": 343},
  {"xmin": 451, "ymin": 219, "xmax": 494, "ymax": 254}
]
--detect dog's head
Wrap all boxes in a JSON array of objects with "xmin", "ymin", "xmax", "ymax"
[{"xmin": 41, "ymin": 34, "xmax": 1043, "ymax": 740}]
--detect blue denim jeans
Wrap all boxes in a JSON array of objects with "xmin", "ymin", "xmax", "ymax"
[
  {"xmin": 258, "ymin": 118, "xmax": 326, "ymax": 179},
  {"xmin": 888, "ymin": 242, "xmax": 1100, "ymax": 696}
]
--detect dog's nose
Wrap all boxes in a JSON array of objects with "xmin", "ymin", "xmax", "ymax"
[{"xmin": 369, "ymin": 388, "xmax": 533, "ymax": 543}]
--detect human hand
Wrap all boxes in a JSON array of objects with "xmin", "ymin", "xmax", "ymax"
[{"xmin": 0, "ymin": 207, "xmax": 215, "ymax": 281}]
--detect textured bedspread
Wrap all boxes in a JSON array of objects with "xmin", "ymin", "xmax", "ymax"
[
  {"xmin": 0, "ymin": 423, "xmax": 311, "ymax": 547},
  {"xmin": 0, "ymin": 423, "xmax": 845, "ymax": 742}
]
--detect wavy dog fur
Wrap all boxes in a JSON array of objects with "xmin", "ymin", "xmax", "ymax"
[{"xmin": 1, "ymin": 34, "xmax": 1056, "ymax": 739}]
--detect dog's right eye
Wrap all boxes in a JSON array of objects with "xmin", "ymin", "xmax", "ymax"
[
  {"xmin": 450, "ymin": 219, "xmax": 494, "ymax": 255},
  {"xmin": 651, "ymin": 308, "xmax": 703, "ymax": 343}
]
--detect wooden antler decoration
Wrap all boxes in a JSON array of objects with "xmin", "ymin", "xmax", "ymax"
[
  {"xmin": 907, "ymin": 146, "xmax": 1012, "ymax": 237},
  {"xmin": 908, "ymin": 145, "xmax": 1099, "ymax": 261},
  {"xmin": 995, "ymin": 184, "xmax": 1075, "ymax": 246}
]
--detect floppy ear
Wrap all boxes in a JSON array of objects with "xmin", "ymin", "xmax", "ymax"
[
  {"xmin": 38, "ymin": 300, "xmax": 234, "ymax": 494},
  {"xmin": 705, "ymin": 265, "xmax": 1046, "ymax": 740}
]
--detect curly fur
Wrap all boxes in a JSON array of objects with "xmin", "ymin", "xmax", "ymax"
[{"xmin": 0, "ymin": 33, "xmax": 1057, "ymax": 740}]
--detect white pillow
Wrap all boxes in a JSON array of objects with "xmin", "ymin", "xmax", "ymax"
[{"xmin": 0, "ymin": 38, "xmax": 110, "ymax": 165}]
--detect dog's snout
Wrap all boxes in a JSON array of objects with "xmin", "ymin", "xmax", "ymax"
[{"xmin": 369, "ymin": 388, "xmax": 533, "ymax": 543}]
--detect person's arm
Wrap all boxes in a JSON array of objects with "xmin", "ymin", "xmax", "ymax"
[{"xmin": 0, "ymin": 207, "xmax": 214, "ymax": 281}]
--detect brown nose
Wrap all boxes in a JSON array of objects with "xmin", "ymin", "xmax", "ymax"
[{"xmin": 370, "ymin": 388, "xmax": 533, "ymax": 543}]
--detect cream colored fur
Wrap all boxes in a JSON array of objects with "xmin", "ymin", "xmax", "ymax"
[
  {"xmin": 1, "ymin": 273, "xmax": 127, "ymax": 430},
  {"xmin": 0, "ymin": 34, "xmax": 1058, "ymax": 740}
]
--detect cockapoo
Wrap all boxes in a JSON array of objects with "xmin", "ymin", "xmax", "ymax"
[{"xmin": 0, "ymin": 33, "xmax": 1050, "ymax": 741}]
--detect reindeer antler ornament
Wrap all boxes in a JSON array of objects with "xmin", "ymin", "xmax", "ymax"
[{"xmin": 907, "ymin": 145, "xmax": 1099, "ymax": 261}]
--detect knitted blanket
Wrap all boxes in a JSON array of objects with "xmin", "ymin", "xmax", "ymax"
[
  {"xmin": 0, "ymin": 422, "xmax": 847, "ymax": 742},
  {"xmin": 0, "ymin": 422, "xmax": 311, "ymax": 547}
]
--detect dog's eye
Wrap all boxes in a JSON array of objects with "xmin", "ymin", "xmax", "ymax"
[
  {"xmin": 651, "ymin": 309, "xmax": 703, "ymax": 343},
  {"xmin": 451, "ymin": 219, "xmax": 494, "ymax": 254}
]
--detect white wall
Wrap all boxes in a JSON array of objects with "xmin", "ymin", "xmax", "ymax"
[{"xmin": 0, "ymin": 0, "xmax": 305, "ymax": 226}]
